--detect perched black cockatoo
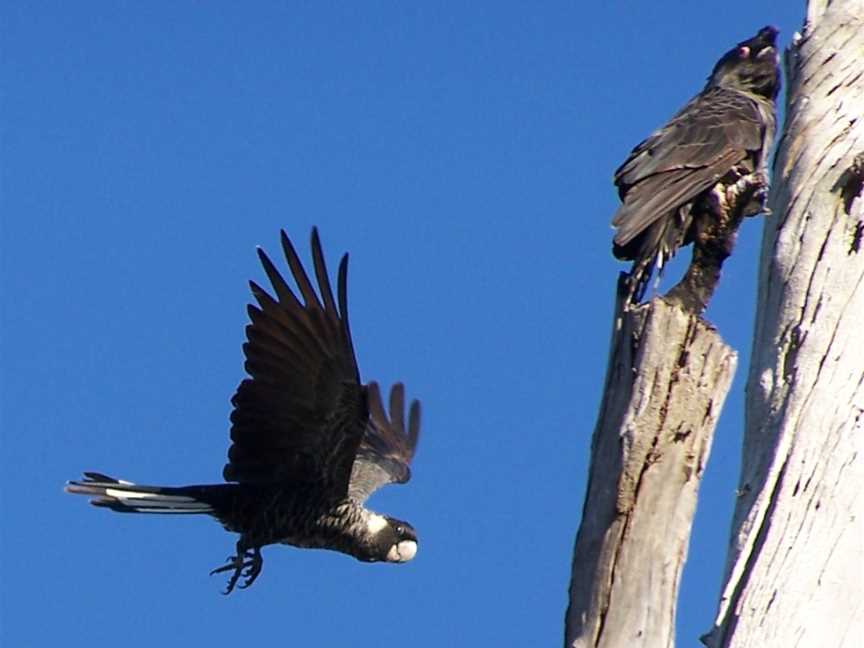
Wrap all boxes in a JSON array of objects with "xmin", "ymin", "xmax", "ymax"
[
  {"xmin": 67, "ymin": 229, "xmax": 422, "ymax": 594},
  {"xmin": 612, "ymin": 26, "xmax": 781, "ymax": 304}
]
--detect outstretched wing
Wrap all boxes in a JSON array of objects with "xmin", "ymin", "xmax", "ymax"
[
  {"xmin": 225, "ymin": 228, "xmax": 367, "ymax": 494},
  {"xmin": 611, "ymin": 86, "xmax": 765, "ymax": 249},
  {"xmin": 348, "ymin": 382, "xmax": 421, "ymax": 503}
]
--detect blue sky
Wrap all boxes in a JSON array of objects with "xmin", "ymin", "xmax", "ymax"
[{"xmin": 3, "ymin": 2, "xmax": 804, "ymax": 646}]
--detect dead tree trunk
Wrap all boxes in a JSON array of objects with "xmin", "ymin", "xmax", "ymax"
[
  {"xmin": 705, "ymin": 3, "xmax": 864, "ymax": 646},
  {"xmin": 564, "ymin": 291, "xmax": 737, "ymax": 648}
]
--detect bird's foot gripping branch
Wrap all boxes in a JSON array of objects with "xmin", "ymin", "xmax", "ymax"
[{"xmin": 665, "ymin": 168, "xmax": 770, "ymax": 314}]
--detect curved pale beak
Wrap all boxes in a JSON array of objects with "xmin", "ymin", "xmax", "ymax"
[{"xmin": 386, "ymin": 540, "xmax": 417, "ymax": 562}]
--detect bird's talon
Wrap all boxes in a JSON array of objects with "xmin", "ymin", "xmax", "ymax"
[{"xmin": 210, "ymin": 546, "xmax": 262, "ymax": 593}]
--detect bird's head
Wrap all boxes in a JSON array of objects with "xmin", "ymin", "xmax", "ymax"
[
  {"xmin": 365, "ymin": 513, "xmax": 418, "ymax": 563},
  {"xmin": 707, "ymin": 26, "xmax": 780, "ymax": 100}
]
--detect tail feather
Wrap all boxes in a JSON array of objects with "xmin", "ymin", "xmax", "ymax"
[{"xmin": 66, "ymin": 473, "xmax": 217, "ymax": 514}]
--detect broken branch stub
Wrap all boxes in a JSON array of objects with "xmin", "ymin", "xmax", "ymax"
[{"xmin": 565, "ymin": 293, "xmax": 737, "ymax": 648}]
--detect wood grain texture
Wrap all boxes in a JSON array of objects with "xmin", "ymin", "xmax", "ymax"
[
  {"xmin": 565, "ymin": 295, "xmax": 736, "ymax": 648},
  {"xmin": 705, "ymin": 4, "xmax": 864, "ymax": 646}
]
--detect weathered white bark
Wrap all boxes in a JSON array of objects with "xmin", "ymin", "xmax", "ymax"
[
  {"xmin": 565, "ymin": 295, "xmax": 736, "ymax": 648},
  {"xmin": 706, "ymin": 4, "xmax": 864, "ymax": 646}
]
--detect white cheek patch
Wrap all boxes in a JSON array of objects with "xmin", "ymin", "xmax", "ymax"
[
  {"xmin": 386, "ymin": 540, "xmax": 417, "ymax": 563},
  {"xmin": 366, "ymin": 513, "xmax": 389, "ymax": 534}
]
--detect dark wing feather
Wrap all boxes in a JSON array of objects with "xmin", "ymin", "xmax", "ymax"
[
  {"xmin": 348, "ymin": 382, "xmax": 421, "ymax": 503},
  {"xmin": 225, "ymin": 228, "xmax": 366, "ymax": 494},
  {"xmin": 612, "ymin": 86, "xmax": 765, "ymax": 248}
]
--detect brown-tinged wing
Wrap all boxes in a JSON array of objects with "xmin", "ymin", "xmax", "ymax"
[
  {"xmin": 612, "ymin": 86, "xmax": 765, "ymax": 247},
  {"xmin": 348, "ymin": 381, "xmax": 421, "ymax": 503},
  {"xmin": 225, "ymin": 228, "xmax": 366, "ymax": 494}
]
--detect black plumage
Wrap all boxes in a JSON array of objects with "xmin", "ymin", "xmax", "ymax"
[
  {"xmin": 612, "ymin": 26, "xmax": 781, "ymax": 304},
  {"xmin": 67, "ymin": 229, "xmax": 421, "ymax": 593}
]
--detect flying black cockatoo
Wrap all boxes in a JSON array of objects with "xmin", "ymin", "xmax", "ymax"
[
  {"xmin": 67, "ymin": 229, "xmax": 421, "ymax": 594},
  {"xmin": 611, "ymin": 26, "xmax": 781, "ymax": 306}
]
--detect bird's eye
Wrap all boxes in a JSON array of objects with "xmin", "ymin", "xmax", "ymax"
[
  {"xmin": 396, "ymin": 525, "xmax": 404, "ymax": 534},
  {"xmin": 738, "ymin": 46, "xmax": 751, "ymax": 58}
]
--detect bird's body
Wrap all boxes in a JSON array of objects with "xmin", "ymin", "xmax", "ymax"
[
  {"xmin": 67, "ymin": 229, "xmax": 421, "ymax": 593},
  {"xmin": 611, "ymin": 26, "xmax": 781, "ymax": 303}
]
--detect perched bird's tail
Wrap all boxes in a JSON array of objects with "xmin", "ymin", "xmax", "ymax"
[{"xmin": 65, "ymin": 472, "xmax": 233, "ymax": 514}]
